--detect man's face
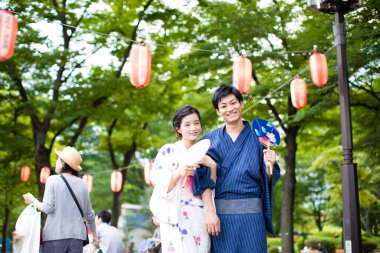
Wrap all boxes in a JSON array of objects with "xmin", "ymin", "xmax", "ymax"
[
  {"xmin": 95, "ymin": 216, "xmax": 102, "ymax": 225},
  {"xmin": 216, "ymin": 94, "xmax": 244, "ymax": 124}
]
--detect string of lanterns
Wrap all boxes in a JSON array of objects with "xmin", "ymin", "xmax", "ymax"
[
  {"xmin": 1, "ymin": 6, "xmax": 330, "ymax": 98},
  {"xmin": 19, "ymin": 161, "xmax": 154, "ymax": 193},
  {"xmin": 9, "ymin": 3, "xmax": 329, "ymax": 192}
]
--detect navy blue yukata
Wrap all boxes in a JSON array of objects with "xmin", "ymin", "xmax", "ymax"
[{"xmin": 193, "ymin": 121, "xmax": 281, "ymax": 253}]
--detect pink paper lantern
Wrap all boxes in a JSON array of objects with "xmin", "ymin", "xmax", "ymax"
[
  {"xmin": 21, "ymin": 165, "xmax": 30, "ymax": 182},
  {"xmin": 130, "ymin": 44, "xmax": 152, "ymax": 88},
  {"xmin": 309, "ymin": 51, "xmax": 328, "ymax": 87},
  {"xmin": 82, "ymin": 173, "xmax": 93, "ymax": 193},
  {"xmin": 290, "ymin": 76, "xmax": 308, "ymax": 109},
  {"xmin": 233, "ymin": 55, "xmax": 252, "ymax": 94},
  {"xmin": 144, "ymin": 160, "xmax": 153, "ymax": 186},
  {"xmin": 110, "ymin": 170, "xmax": 123, "ymax": 192},
  {"xmin": 0, "ymin": 10, "xmax": 18, "ymax": 61},
  {"xmin": 40, "ymin": 166, "xmax": 51, "ymax": 184}
]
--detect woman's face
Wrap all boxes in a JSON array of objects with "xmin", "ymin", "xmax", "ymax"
[
  {"xmin": 55, "ymin": 158, "xmax": 64, "ymax": 174},
  {"xmin": 176, "ymin": 113, "xmax": 202, "ymax": 141}
]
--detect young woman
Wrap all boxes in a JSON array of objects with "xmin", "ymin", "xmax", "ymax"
[
  {"xmin": 149, "ymin": 105, "xmax": 216, "ymax": 253},
  {"xmin": 23, "ymin": 146, "xmax": 99, "ymax": 253}
]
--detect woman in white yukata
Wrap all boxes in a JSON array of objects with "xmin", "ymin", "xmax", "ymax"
[{"xmin": 149, "ymin": 105, "xmax": 217, "ymax": 253}]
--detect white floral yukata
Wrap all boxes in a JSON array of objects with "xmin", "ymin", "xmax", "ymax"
[{"xmin": 150, "ymin": 141, "xmax": 210, "ymax": 253}]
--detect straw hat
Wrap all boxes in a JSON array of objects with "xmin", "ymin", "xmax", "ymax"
[{"xmin": 54, "ymin": 146, "xmax": 82, "ymax": 171}]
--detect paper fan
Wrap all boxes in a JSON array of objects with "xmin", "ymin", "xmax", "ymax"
[
  {"xmin": 182, "ymin": 139, "xmax": 211, "ymax": 165},
  {"xmin": 252, "ymin": 118, "xmax": 280, "ymax": 148}
]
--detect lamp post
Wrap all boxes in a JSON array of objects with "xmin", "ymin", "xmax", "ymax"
[{"xmin": 307, "ymin": 0, "xmax": 362, "ymax": 252}]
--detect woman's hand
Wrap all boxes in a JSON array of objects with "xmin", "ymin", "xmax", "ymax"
[
  {"xmin": 176, "ymin": 163, "xmax": 199, "ymax": 177},
  {"xmin": 92, "ymin": 235, "xmax": 100, "ymax": 248},
  {"xmin": 23, "ymin": 193, "xmax": 36, "ymax": 204}
]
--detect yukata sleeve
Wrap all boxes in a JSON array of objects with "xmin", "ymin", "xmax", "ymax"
[
  {"xmin": 271, "ymin": 162, "xmax": 281, "ymax": 187},
  {"xmin": 193, "ymin": 164, "xmax": 216, "ymax": 196},
  {"xmin": 150, "ymin": 144, "xmax": 177, "ymax": 199}
]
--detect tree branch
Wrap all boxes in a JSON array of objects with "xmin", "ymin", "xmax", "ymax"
[
  {"xmin": 350, "ymin": 81, "xmax": 380, "ymax": 102},
  {"xmin": 116, "ymin": 0, "xmax": 155, "ymax": 77},
  {"xmin": 49, "ymin": 116, "xmax": 81, "ymax": 153}
]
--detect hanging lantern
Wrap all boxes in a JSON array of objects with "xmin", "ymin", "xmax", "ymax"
[
  {"xmin": 130, "ymin": 44, "xmax": 151, "ymax": 88},
  {"xmin": 0, "ymin": 10, "xmax": 18, "ymax": 62},
  {"xmin": 233, "ymin": 55, "xmax": 252, "ymax": 95},
  {"xmin": 144, "ymin": 160, "xmax": 153, "ymax": 186},
  {"xmin": 21, "ymin": 165, "xmax": 30, "ymax": 182},
  {"xmin": 40, "ymin": 166, "xmax": 51, "ymax": 184},
  {"xmin": 82, "ymin": 174, "xmax": 93, "ymax": 193},
  {"xmin": 290, "ymin": 76, "xmax": 308, "ymax": 109},
  {"xmin": 309, "ymin": 51, "xmax": 328, "ymax": 87},
  {"xmin": 110, "ymin": 170, "xmax": 123, "ymax": 192}
]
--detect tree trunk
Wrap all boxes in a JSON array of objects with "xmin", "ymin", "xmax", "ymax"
[
  {"xmin": 280, "ymin": 126, "xmax": 298, "ymax": 253},
  {"xmin": 2, "ymin": 205, "xmax": 10, "ymax": 253},
  {"xmin": 111, "ymin": 191, "xmax": 123, "ymax": 227},
  {"xmin": 34, "ymin": 129, "xmax": 51, "ymax": 199},
  {"xmin": 110, "ymin": 140, "xmax": 138, "ymax": 227},
  {"xmin": 362, "ymin": 208, "xmax": 372, "ymax": 236}
]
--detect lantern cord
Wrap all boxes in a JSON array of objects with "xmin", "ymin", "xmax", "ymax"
[
  {"xmin": 12, "ymin": 10, "xmax": 327, "ymax": 58},
  {"xmin": 242, "ymin": 45, "xmax": 335, "ymax": 115}
]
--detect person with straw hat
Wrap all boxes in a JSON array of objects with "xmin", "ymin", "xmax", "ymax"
[{"xmin": 23, "ymin": 146, "xmax": 100, "ymax": 253}]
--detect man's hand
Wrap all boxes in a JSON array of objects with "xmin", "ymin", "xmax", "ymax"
[{"xmin": 263, "ymin": 149, "xmax": 276, "ymax": 176}]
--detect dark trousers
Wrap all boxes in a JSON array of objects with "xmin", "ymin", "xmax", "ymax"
[{"xmin": 42, "ymin": 239, "xmax": 82, "ymax": 253}]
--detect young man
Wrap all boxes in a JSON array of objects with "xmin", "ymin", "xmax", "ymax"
[
  {"xmin": 193, "ymin": 85, "xmax": 281, "ymax": 253},
  {"xmin": 91, "ymin": 210, "xmax": 125, "ymax": 253}
]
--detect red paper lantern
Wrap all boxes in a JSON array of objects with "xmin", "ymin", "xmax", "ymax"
[
  {"xmin": 233, "ymin": 55, "xmax": 252, "ymax": 94},
  {"xmin": 82, "ymin": 174, "xmax": 93, "ymax": 193},
  {"xmin": 144, "ymin": 160, "xmax": 153, "ymax": 186},
  {"xmin": 0, "ymin": 10, "xmax": 18, "ymax": 62},
  {"xmin": 21, "ymin": 165, "xmax": 30, "ymax": 182},
  {"xmin": 130, "ymin": 44, "xmax": 151, "ymax": 88},
  {"xmin": 110, "ymin": 170, "xmax": 123, "ymax": 192},
  {"xmin": 40, "ymin": 166, "xmax": 51, "ymax": 184},
  {"xmin": 309, "ymin": 51, "xmax": 328, "ymax": 87},
  {"xmin": 290, "ymin": 76, "xmax": 308, "ymax": 109}
]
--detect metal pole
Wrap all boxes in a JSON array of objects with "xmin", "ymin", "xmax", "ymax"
[{"xmin": 333, "ymin": 10, "xmax": 362, "ymax": 253}]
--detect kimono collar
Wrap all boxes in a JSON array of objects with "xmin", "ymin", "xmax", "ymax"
[
  {"xmin": 175, "ymin": 141, "xmax": 188, "ymax": 153},
  {"xmin": 222, "ymin": 120, "xmax": 251, "ymax": 134}
]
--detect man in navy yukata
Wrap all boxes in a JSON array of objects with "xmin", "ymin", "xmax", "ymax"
[{"xmin": 193, "ymin": 85, "xmax": 281, "ymax": 253}]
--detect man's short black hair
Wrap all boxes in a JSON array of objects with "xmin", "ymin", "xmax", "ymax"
[
  {"xmin": 212, "ymin": 85, "xmax": 243, "ymax": 109},
  {"xmin": 97, "ymin": 210, "xmax": 112, "ymax": 223}
]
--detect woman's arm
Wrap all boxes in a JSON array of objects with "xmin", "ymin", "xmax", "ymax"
[
  {"xmin": 23, "ymin": 193, "xmax": 43, "ymax": 211},
  {"xmin": 167, "ymin": 163, "xmax": 198, "ymax": 193},
  {"xmin": 202, "ymin": 188, "xmax": 220, "ymax": 236}
]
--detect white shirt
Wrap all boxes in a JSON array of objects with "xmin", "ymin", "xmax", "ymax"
[{"xmin": 97, "ymin": 223, "xmax": 125, "ymax": 253}]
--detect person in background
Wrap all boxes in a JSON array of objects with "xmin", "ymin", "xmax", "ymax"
[
  {"xmin": 193, "ymin": 85, "xmax": 281, "ymax": 253},
  {"xmin": 23, "ymin": 146, "xmax": 99, "ymax": 253},
  {"xmin": 138, "ymin": 216, "xmax": 161, "ymax": 253},
  {"xmin": 302, "ymin": 242, "xmax": 312, "ymax": 253},
  {"xmin": 90, "ymin": 210, "xmax": 125, "ymax": 253},
  {"xmin": 317, "ymin": 242, "xmax": 327, "ymax": 253},
  {"xmin": 149, "ymin": 105, "xmax": 216, "ymax": 253}
]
